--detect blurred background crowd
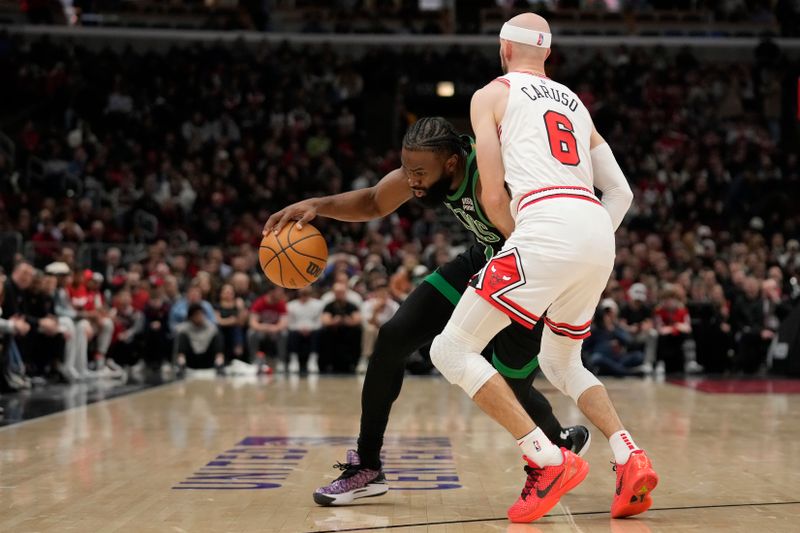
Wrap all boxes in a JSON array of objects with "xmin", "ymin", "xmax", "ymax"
[
  {"xmin": 1, "ymin": 3, "xmax": 800, "ymax": 392},
  {"xmin": 5, "ymin": 1, "xmax": 800, "ymax": 37}
]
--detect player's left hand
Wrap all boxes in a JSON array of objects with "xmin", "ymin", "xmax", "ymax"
[{"xmin": 263, "ymin": 200, "xmax": 318, "ymax": 236}]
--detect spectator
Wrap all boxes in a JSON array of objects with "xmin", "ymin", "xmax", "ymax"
[
  {"xmin": 763, "ymin": 278, "xmax": 792, "ymax": 334},
  {"xmin": 359, "ymin": 282, "xmax": 399, "ymax": 373},
  {"xmin": 319, "ymin": 282, "xmax": 362, "ymax": 374},
  {"xmin": 142, "ymin": 282, "xmax": 172, "ymax": 371},
  {"xmin": 286, "ymin": 287, "xmax": 324, "ymax": 375},
  {"xmin": 163, "ymin": 275, "xmax": 181, "ymax": 304},
  {"xmin": 175, "ymin": 303, "xmax": 225, "ymax": 376},
  {"xmin": 619, "ymin": 283, "xmax": 656, "ymax": 373},
  {"xmin": 0, "ymin": 275, "xmax": 32, "ymax": 392},
  {"xmin": 47, "ymin": 262, "xmax": 94, "ymax": 381},
  {"xmin": 231, "ymin": 272, "xmax": 256, "ymax": 307},
  {"xmin": 586, "ymin": 299, "xmax": 646, "ymax": 377},
  {"xmin": 108, "ymin": 289, "xmax": 144, "ymax": 370},
  {"xmin": 20, "ymin": 272, "xmax": 64, "ymax": 381},
  {"xmin": 732, "ymin": 277, "xmax": 792, "ymax": 374},
  {"xmin": 101, "ymin": 247, "xmax": 123, "ymax": 286},
  {"xmin": 654, "ymin": 285, "xmax": 693, "ymax": 374},
  {"xmin": 69, "ymin": 270, "xmax": 117, "ymax": 375},
  {"xmin": 248, "ymin": 285, "xmax": 289, "ymax": 373},
  {"xmin": 706, "ymin": 284, "xmax": 734, "ymax": 373},
  {"xmin": 31, "ymin": 210, "xmax": 62, "ymax": 266},
  {"xmin": 214, "ymin": 284, "xmax": 247, "ymax": 363},
  {"xmin": 321, "ymin": 271, "xmax": 364, "ymax": 308},
  {"xmin": 127, "ymin": 271, "xmax": 151, "ymax": 311},
  {"xmin": 168, "ymin": 283, "xmax": 216, "ymax": 335}
]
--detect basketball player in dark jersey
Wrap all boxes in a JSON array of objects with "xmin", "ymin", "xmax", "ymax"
[{"xmin": 264, "ymin": 117, "xmax": 590, "ymax": 505}]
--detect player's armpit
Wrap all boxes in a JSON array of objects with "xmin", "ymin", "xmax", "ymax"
[{"xmin": 471, "ymin": 87, "xmax": 515, "ymax": 239}]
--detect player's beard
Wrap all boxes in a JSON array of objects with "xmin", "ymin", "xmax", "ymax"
[
  {"xmin": 416, "ymin": 174, "xmax": 453, "ymax": 207},
  {"xmin": 500, "ymin": 52, "xmax": 508, "ymax": 74}
]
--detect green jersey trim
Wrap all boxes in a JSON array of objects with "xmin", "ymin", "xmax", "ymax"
[
  {"xmin": 423, "ymin": 270, "xmax": 462, "ymax": 307},
  {"xmin": 492, "ymin": 352, "xmax": 540, "ymax": 379},
  {"xmin": 446, "ymin": 142, "xmax": 476, "ymax": 202}
]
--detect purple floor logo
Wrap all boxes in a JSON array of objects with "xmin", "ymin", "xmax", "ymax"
[{"xmin": 174, "ymin": 436, "xmax": 460, "ymax": 491}]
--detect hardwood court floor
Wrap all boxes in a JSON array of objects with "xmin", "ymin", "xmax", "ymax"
[{"xmin": 1, "ymin": 375, "xmax": 798, "ymax": 532}]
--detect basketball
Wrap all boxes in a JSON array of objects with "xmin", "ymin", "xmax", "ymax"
[{"xmin": 259, "ymin": 223, "xmax": 328, "ymax": 289}]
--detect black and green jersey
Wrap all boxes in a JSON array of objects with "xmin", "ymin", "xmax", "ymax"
[{"xmin": 441, "ymin": 137, "xmax": 505, "ymax": 260}]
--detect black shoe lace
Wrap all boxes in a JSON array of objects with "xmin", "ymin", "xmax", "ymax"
[
  {"xmin": 332, "ymin": 462, "xmax": 362, "ymax": 480},
  {"xmin": 520, "ymin": 465, "xmax": 542, "ymax": 500}
]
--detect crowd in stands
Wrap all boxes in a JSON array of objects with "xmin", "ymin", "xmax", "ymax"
[
  {"xmin": 0, "ymin": 249, "xmax": 410, "ymax": 389},
  {"xmin": 0, "ymin": 34, "xmax": 799, "ymax": 393},
  {"xmin": 13, "ymin": 1, "xmax": 800, "ymax": 36}
]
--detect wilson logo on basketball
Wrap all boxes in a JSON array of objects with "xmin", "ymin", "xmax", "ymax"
[{"xmin": 306, "ymin": 262, "xmax": 322, "ymax": 277}]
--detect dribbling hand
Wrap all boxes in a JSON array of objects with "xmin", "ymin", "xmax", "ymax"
[{"xmin": 263, "ymin": 200, "xmax": 318, "ymax": 236}]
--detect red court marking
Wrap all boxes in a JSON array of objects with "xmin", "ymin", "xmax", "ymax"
[{"xmin": 669, "ymin": 378, "xmax": 800, "ymax": 394}]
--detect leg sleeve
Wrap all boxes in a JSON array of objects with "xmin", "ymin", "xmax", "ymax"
[{"xmin": 357, "ymin": 281, "xmax": 459, "ymax": 469}]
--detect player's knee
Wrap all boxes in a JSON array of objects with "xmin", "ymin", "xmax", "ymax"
[
  {"xmin": 431, "ymin": 328, "xmax": 497, "ymax": 398},
  {"xmin": 538, "ymin": 328, "xmax": 581, "ymax": 395},
  {"xmin": 562, "ymin": 365, "xmax": 602, "ymax": 402},
  {"xmin": 430, "ymin": 332, "xmax": 455, "ymax": 378},
  {"xmin": 538, "ymin": 355, "xmax": 567, "ymax": 395},
  {"xmin": 371, "ymin": 318, "xmax": 406, "ymax": 358},
  {"xmin": 539, "ymin": 328, "xmax": 602, "ymax": 401}
]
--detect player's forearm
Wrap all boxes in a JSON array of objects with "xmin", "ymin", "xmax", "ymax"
[
  {"xmin": 313, "ymin": 189, "xmax": 382, "ymax": 222},
  {"xmin": 591, "ymin": 143, "xmax": 633, "ymax": 231},
  {"xmin": 481, "ymin": 189, "xmax": 515, "ymax": 239}
]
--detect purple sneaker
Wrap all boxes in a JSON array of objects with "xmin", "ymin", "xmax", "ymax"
[{"xmin": 313, "ymin": 450, "xmax": 388, "ymax": 506}]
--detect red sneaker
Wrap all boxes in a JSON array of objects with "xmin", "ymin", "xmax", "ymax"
[
  {"xmin": 611, "ymin": 449, "xmax": 659, "ymax": 518},
  {"xmin": 507, "ymin": 449, "xmax": 589, "ymax": 523}
]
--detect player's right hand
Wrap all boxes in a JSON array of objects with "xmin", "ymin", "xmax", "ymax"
[{"xmin": 263, "ymin": 200, "xmax": 318, "ymax": 235}]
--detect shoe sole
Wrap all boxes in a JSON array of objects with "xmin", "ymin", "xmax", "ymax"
[
  {"xmin": 313, "ymin": 482, "xmax": 389, "ymax": 506},
  {"xmin": 611, "ymin": 470, "xmax": 658, "ymax": 518},
  {"xmin": 575, "ymin": 431, "xmax": 591, "ymax": 457},
  {"xmin": 509, "ymin": 458, "xmax": 590, "ymax": 523}
]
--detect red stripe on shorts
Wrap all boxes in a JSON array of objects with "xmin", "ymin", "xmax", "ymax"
[{"xmin": 519, "ymin": 194, "xmax": 602, "ymax": 212}]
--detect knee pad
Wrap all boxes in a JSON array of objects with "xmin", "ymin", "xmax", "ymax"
[
  {"xmin": 430, "ymin": 326, "xmax": 498, "ymax": 398},
  {"xmin": 539, "ymin": 329, "xmax": 602, "ymax": 402}
]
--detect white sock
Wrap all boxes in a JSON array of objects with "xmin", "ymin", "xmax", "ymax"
[
  {"xmin": 517, "ymin": 427, "xmax": 563, "ymax": 467},
  {"xmin": 609, "ymin": 430, "xmax": 640, "ymax": 464}
]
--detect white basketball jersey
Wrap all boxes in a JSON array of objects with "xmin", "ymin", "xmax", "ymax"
[{"xmin": 495, "ymin": 72, "xmax": 595, "ymax": 209}]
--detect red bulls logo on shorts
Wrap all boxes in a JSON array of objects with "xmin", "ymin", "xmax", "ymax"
[
  {"xmin": 471, "ymin": 248, "xmax": 539, "ymax": 329},
  {"xmin": 486, "ymin": 254, "xmax": 521, "ymax": 290}
]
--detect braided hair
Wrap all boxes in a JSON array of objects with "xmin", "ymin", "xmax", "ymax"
[{"xmin": 402, "ymin": 117, "xmax": 471, "ymax": 157}]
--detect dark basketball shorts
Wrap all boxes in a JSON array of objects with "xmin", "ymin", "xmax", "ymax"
[{"xmin": 423, "ymin": 244, "xmax": 544, "ymax": 379}]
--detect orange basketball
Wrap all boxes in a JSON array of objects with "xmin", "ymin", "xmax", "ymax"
[{"xmin": 259, "ymin": 223, "xmax": 328, "ymax": 289}]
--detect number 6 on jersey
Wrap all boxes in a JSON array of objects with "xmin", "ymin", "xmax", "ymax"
[{"xmin": 543, "ymin": 110, "xmax": 580, "ymax": 166}]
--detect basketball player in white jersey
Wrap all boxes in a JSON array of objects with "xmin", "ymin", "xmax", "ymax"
[{"xmin": 428, "ymin": 13, "xmax": 659, "ymax": 523}]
